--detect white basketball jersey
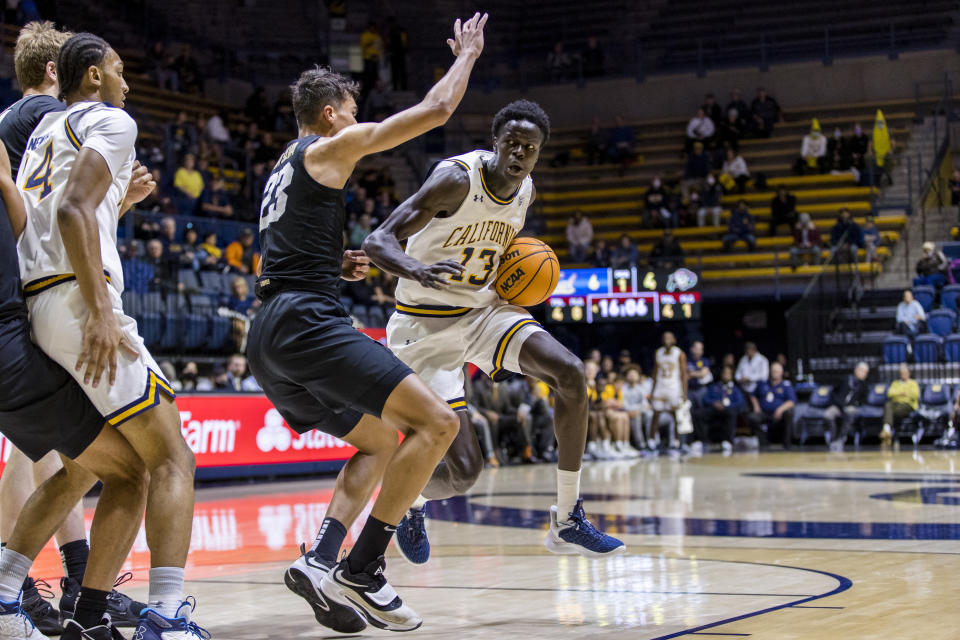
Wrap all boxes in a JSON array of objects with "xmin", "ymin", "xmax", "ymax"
[
  {"xmin": 17, "ymin": 101, "xmax": 136, "ymax": 295},
  {"xmin": 394, "ymin": 150, "xmax": 533, "ymax": 310},
  {"xmin": 654, "ymin": 346, "xmax": 683, "ymax": 388}
]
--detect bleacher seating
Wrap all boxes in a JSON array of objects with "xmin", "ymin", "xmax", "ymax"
[
  {"xmin": 928, "ymin": 309, "xmax": 957, "ymax": 337},
  {"xmin": 882, "ymin": 336, "xmax": 910, "ymax": 364},
  {"xmin": 914, "ymin": 334, "xmax": 943, "ymax": 363},
  {"xmin": 912, "ymin": 285, "xmax": 936, "ymax": 312}
]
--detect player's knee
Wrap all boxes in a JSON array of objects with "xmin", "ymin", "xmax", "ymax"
[
  {"xmin": 551, "ymin": 356, "xmax": 587, "ymax": 397},
  {"xmin": 101, "ymin": 456, "xmax": 149, "ymax": 496},
  {"xmin": 449, "ymin": 450, "xmax": 483, "ymax": 494},
  {"xmin": 415, "ymin": 402, "xmax": 459, "ymax": 447}
]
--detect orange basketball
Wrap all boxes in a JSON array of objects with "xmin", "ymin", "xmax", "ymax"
[{"xmin": 494, "ymin": 237, "xmax": 560, "ymax": 306}]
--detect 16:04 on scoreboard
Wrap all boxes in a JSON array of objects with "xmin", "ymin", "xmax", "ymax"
[{"xmin": 546, "ymin": 267, "xmax": 702, "ymax": 324}]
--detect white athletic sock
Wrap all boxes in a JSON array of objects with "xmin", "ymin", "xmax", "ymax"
[
  {"xmin": 148, "ymin": 567, "xmax": 185, "ymax": 618},
  {"xmin": 410, "ymin": 495, "xmax": 428, "ymax": 510},
  {"xmin": 0, "ymin": 548, "xmax": 31, "ymax": 602},
  {"xmin": 556, "ymin": 469, "xmax": 581, "ymax": 524}
]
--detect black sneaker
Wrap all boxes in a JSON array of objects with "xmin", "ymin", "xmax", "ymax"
[
  {"xmin": 60, "ymin": 573, "xmax": 148, "ymax": 628},
  {"xmin": 61, "ymin": 616, "xmax": 126, "ymax": 640},
  {"xmin": 284, "ymin": 544, "xmax": 366, "ymax": 633},
  {"xmin": 320, "ymin": 555, "xmax": 422, "ymax": 632},
  {"xmin": 21, "ymin": 576, "xmax": 63, "ymax": 636}
]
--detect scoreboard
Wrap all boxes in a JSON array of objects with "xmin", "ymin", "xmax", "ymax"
[{"xmin": 546, "ymin": 267, "xmax": 702, "ymax": 323}]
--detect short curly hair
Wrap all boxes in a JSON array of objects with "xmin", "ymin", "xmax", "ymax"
[
  {"xmin": 290, "ymin": 65, "xmax": 360, "ymax": 128},
  {"xmin": 491, "ymin": 99, "xmax": 550, "ymax": 143}
]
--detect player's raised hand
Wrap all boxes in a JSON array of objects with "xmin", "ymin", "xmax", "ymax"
[
  {"xmin": 76, "ymin": 310, "xmax": 139, "ymax": 388},
  {"xmin": 447, "ymin": 12, "xmax": 488, "ymax": 58},
  {"xmin": 414, "ymin": 259, "xmax": 465, "ymax": 289},
  {"xmin": 341, "ymin": 249, "xmax": 370, "ymax": 281}
]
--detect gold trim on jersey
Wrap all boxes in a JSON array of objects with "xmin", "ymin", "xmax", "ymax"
[
  {"xmin": 23, "ymin": 271, "xmax": 112, "ymax": 297},
  {"xmin": 64, "ymin": 118, "xmax": 81, "ymax": 150},
  {"xmin": 105, "ymin": 368, "xmax": 175, "ymax": 426},
  {"xmin": 447, "ymin": 397, "xmax": 468, "ymax": 411},
  {"xmin": 478, "ymin": 165, "xmax": 520, "ymax": 205},
  {"xmin": 394, "ymin": 302, "xmax": 472, "ymax": 317},
  {"xmin": 445, "ymin": 158, "xmax": 470, "ymax": 172},
  {"xmin": 491, "ymin": 318, "xmax": 539, "ymax": 379}
]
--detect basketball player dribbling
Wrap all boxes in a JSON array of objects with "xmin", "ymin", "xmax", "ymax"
[
  {"xmin": 650, "ymin": 331, "xmax": 688, "ymax": 451},
  {"xmin": 362, "ymin": 100, "xmax": 625, "ymax": 565},
  {"xmin": 246, "ymin": 13, "xmax": 488, "ymax": 633}
]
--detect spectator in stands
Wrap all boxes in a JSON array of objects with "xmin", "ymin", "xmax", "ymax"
[
  {"xmin": 590, "ymin": 239, "xmax": 611, "ymax": 268},
  {"xmin": 621, "ymin": 366, "xmax": 652, "ymax": 450},
  {"xmin": 350, "ymin": 212, "xmax": 374, "ymax": 249},
  {"xmin": 225, "ymin": 354, "xmax": 262, "ymax": 392},
  {"xmin": 649, "ymin": 229, "xmax": 685, "ymax": 270},
  {"xmin": 723, "ymin": 200, "xmax": 757, "ymax": 252},
  {"xmin": 226, "ymin": 228, "xmax": 260, "ymax": 275},
  {"xmin": 682, "ymin": 141, "xmax": 710, "ymax": 201},
  {"xmin": 372, "ymin": 271, "xmax": 397, "ymax": 310},
  {"xmin": 600, "ymin": 375, "xmax": 639, "ymax": 458},
  {"xmin": 829, "ymin": 208, "xmax": 863, "ymax": 263},
  {"xmin": 789, "ymin": 213, "xmax": 822, "ymax": 269},
  {"xmin": 750, "ymin": 86, "xmax": 781, "ymax": 137},
  {"xmin": 360, "ymin": 21, "xmax": 384, "ymax": 99},
  {"xmin": 200, "ymin": 176, "xmax": 235, "ymax": 219},
  {"xmin": 608, "ymin": 115, "xmax": 635, "ymax": 173},
  {"xmin": 914, "ymin": 241, "xmax": 949, "ymax": 288},
  {"xmin": 180, "ymin": 362, "xmax": 202, "ymax": 392},
  {"xmin": 600, "ymin": 354, "xmax": 616, "ymax": 379},
  {"xmin": 226, "ymin": 276, "xmax": 260, "ymax": 317},
  {"xmin": 748, "ymin": 361, "xmax": 796, "ymax": 448},
  {"xmin": 585, "ymin": 116, "xmax": 606, "ymax": 165},
  {"xmin": 896, "ymin": 289, "xmax": 927, "ymax": 338},
  {"xmin": 546, "ymin": 41, "xmax": 573, "ymax": 82},
  {"xmin": 244, "ymin": 87, "xmax": 271, "ymax": 129},
  {"xmin": 735, "ymin": 342, "xmax": 769, "ymax": 393},
  {"xmin": 205, "ymin": 111, "xmax": 231, "ymax": 146},
  {"xmin": 880, "ymin": 364, "xmax": 919, "ymax": 447},
  {"xmin": 158, "ymin": 216, "xmax": 181, "ymax": 256},
  {"xmin": 618, "ymin": 349, "xmax": 634, "ymax": 372},
  {"xmin": 950, "ymin": 169, "xmax": 960, "ymax": 221},
  {"xmin": 644, "ymin": 174, "xmax": 674, "ymax": 228},
  {"xmin": 686, "ymin": 108, "xmax": 715, "ymax": 154},
  {"xmin": 770, "ymin": 185, "xmax": 798, "ymax": 236},
  {"xmin": 581, "ymin": 36, "xmax": 605, "ymax": 78},
  {"xmin": 167, "ymin": 111, "xmax": 197, "ymax": 157},
  {"xmin": 826, "ymin": 126, "xmax": 850, "ymax": 172},
  {"xmin": 796, "ymin": 119, "xmax": 828, "ymax": 175},
  {"xmin": 198, "ymin": 232, "xmax": 223, "ymax": 270},
  {"xmin": 386, "ymin": 17, "xmax": 408, "ymax": 90},
  {"xmin": 122, "ymin": 241, "xmax": 152, "ymax": 294},
  {"xmin": 138, "ymin": 168, "xmax": 176, "ymax": 215},
  {"xmin": 273, "ymin": 96, "xmax": 297, "ymax": 135},
  {"xmin": 823, "ymin": 361, "xmax": 870, "ymax": 449},
  {"xmin": 702, "ymin": 93, "xmax": 722, "ymax": 126},
  {"xmin": 364, "ymin": 80, "xmax": 394, "ymax": 122},
  {"xmin": 697, "ymin": 175, "xmax": 723, "ymax": 227},
  {"xmin": 726, "ymin": 88, "xmax": 749, "ymax": 131},
  {"xmin": 566, "ymin": 210, "xmax": 594, "ymax": 263},
  {"xmin": 173, "ymin": 153, "xmax": 204, "ymax": 215},
  {"xmin": 686, "ymin": 340, "xmax": 713, "ymax": 407},
  {"xmin": 696, "ymin": 365, "xmax": 744, "ymax": 455},
  {"xmin": 717, "ymin": 111, "xmax": 744, "ymax": 153},
  {"xmin": 611, "ymin": 234, "xmax": 639, "ymax": 268},
  {"xmin": 475, "ymin": 376, "xmax": 537, "ymax": 464},
  {"xmin": 145, "ymin": 239, "xmax": 177, "ymax": 293},
  {"xmin": 721, "ymin": 148, "xmax": 750, "ymax": 194},
  {"xmin": 174, "ymin": 44, "xmax": 202, "ymax": 93},
  {"xmin": 861, "ymin": 215, "xmax": 880, "ymax": 263},
  {"xmin": 147, "ymin": 41, "xmax": 178, "ymax": 91}
]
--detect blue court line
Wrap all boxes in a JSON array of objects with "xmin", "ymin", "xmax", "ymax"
[
  {"xmin": 743, "ymin": 472, "xmax": 960, "ymax": 484},
  {"xmin": 791, "ymin": 605, "xmax": 844, "ymax": 609},
  {"xmin": 689, "ymin": 634, "xmax": 751, "ymax": 637}
]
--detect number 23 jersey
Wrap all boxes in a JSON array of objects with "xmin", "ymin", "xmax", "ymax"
[
  {"xmin": 16, "ymin": 102, "xmax": 136, "ymax": 294},
  {"xmin": 394, "ymin": 150, "xmax": 533, "ymax": 310}
]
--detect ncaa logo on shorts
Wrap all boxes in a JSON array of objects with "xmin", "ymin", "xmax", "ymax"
[{"xmin": 257, "ymin": 408, "xmax": 293, "ymax": 452}]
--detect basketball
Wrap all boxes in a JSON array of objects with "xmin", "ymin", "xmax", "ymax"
[{"xmin": 494, "ymin": 237, "xmax": 560, "ymax": 306}]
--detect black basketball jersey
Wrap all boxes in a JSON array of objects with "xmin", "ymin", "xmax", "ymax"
[
  {"xmin": 0, "ymin": 196, "xmax": 25, "ymax": 322},
  {"xmin": 0, "ymin": 94, "xmax": 64, "ymax": 178},
  {"xmin": 257, "ymin": 135, "xmax": 348, "ymax": 305}
]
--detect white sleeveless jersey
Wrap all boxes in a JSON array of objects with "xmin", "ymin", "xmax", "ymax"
[
  {"xmin": 17, "ymin": 102, "xmax": 136, "ymax": 295},
  {"xmin": 654, "ymin": 346, "xmax": 683, "ymax": 389},
  {"xmin": 394, "ymin": 150, "xmax": 533, "ymax": 310}
]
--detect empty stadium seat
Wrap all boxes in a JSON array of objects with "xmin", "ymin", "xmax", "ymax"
[
  {"xmin": 139, "ymin": 312, "xmax": 163, "ymax": 349},
  {"xmin": 914, "ymin": 334, "xmax": 943, "ymax": 363},
  {"xmin": 121, "ymin": 291, "xmax": 143, "ymax": 317},
  {"xmin": 882, "ymin": 336, "xmax": 910, "ymax": 364},
  {"xmin": 941, "ymin": 284, "xmax": 960, "ymax": 313},
  {"xmin": 367, "ymin": 305, "xmax": 387, "ymax": 328},
  {"xmin": 794, "ymin": 384, "xmax": 834, "ymax": 445},
  {"xmin": 912, "ymin": 286, "xmax": 936, "ymax": 312},
  {"xmin": 339, "ymin": 296, "xmax": 353, "ymax": 312},
  {"xmin": 199, "ymin": 271, "xmax": 224, "ymax": 295},
  {"xmin": 352, "ymin": 305, "xmax": 369, "ymax": 327},
  {"xmin": 918, "ymin": 383, "xmax": 952, "ymax": 437},
  {"xmin": 209, "ymin": 316, "xmax": 231, "ymax": 351},
  {"xmin": 142, "ymin": 291, "xmax": 164, "ymax": 314},
  {"xmin": 946, "ymin": 334, "xmax": 960, "ymax": 362},
  {"xmin": 927, "ymin": 309, "xmax": 956, "ymax": 337},
  {"xmin": 855, "ymin": 383, "xmax": 889, "ymax": 425},
  {"xmin": 178, "ymin": 269, "xmax": 201, "ymax": 292},
  {"xmin": 183, "ymin": 314, "xmax": 210, "ymax": 350}
]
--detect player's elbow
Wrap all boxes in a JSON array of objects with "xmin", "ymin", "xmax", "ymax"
[
  {"xmin": 56, "ymin": 199, "xmax": 85, "ymax": 230},
  {"xmin": 361, "ymin": 230, "xmax": 385, "ymax": 257},
  {"xmin": 422, "ymin": 98, "xmax": 455, "ymax": 126}
]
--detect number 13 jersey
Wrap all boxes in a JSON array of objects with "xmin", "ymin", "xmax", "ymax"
[
  {"xmin": 17, "ymin": 101, "xmax": 136, "ymax": 294},
  {"xmin": 395, "ymin": 150, "xmax": 533, "ymax": 310}
]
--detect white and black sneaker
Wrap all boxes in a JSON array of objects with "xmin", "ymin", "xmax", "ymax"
[
  {"xmin": 284, "ymin": 544, "xmax": 366, "ymax": 633},
  {"xmin": 320, "ymin": 556, "xmax": 421, "ymax": 632}
]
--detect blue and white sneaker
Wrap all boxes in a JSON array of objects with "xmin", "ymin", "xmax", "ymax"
[
  {"xmin": 131, "ymin": 599, "xmax": 210, "ymax": 639},
  {"xmin": 284, "ymin": 544, "xmax": 366, "ymax": 633},
  {"xmin": 320, "ymin": 556, "xmax": 422, "ymax": 632},
  {"xmin": 395, "ymin": 507, "xmax": 430, "ymax": 565},
  {"xmin": 0, "ymin": 598, "xmax": 48, "ymax": 639},
  {"xmin": 544, "ymin": 498, "xmax": 626, "ymax": 558}
]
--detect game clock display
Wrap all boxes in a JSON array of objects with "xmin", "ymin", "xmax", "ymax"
[{"xmin": 546, "ymin": 267, "xmax": 701, "ymax": 323}]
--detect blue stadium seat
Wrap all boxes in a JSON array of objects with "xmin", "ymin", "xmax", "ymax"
[
  {"xmin": 914, "ymin": 334, "xmax": 943, "ymax": 363},
  {"xmin": 856, "ymin": 383, "xmax": 889, "ymax": 423},
  {"xmin": 209, "ymin": 316, "xmax": 231, "ymax": 351},
  {"xmin": 352, "ymin": 305, "xmax": 369, "ymax": 327},
  {"xmin": 142, "ymin": 291, "xmax": 164, "ymax": 314},
  {"xmin": 178, "ymin": 269, "xmax": 200, "ymax": 292},
  {"xmin": 339, "ymin": 296, "xmax": 353, "ymax": 312},
  {"xmin": 189, "ymin": 293, "xmax": 216, "ymax": 314},
  {"xmin": 941, "ymin": 284, "xmax": 960, "ymax": 313},
  {"xmin": 919, "ymin": 383, "xmax": 952, "ymax": 434},
  {"xmin": 927, "ymin": 309, "xmax": 956, "ymax": 337},
  {"xmin": 882, "ymin": 336, "xmax": 910, "ymax": 364},
  {"xmin": 165, "ymin": 293, "xmax": 188, "ymax": 316},
  {"xmin": 220, "ymin": 273, "xmax": 238, "ymax": 294},
  {"xmin": 367, "ymin": 305, "xmax": 387, "ymax": 328},
  {"xmin": 912, "ymin": 286, "xmax": 936, "ymax": 312},
  {"xmin": 946, "ymin": 334, "xmax": 960, "ymax": 362},
  {"xmin": 161, "ymin": 314, "xmax": 183, "ymax": 350},
  {"xmin": 795, "ymin": 385, "xmax": 833, "ymax": 445},
  {"xmin": 199, "ymin": 271, "xmax": 224, "ymax": 295},
  {"xmin": 121, "ymin": 291, "xmax": 143, "ymax": 317},
  {"xmin": 183, "ymin": 314, "xmax": 209, "ymax": 350},
  {"xmin": 139, "ymin": 312, "xmax": 163, "ymax": 349}
]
